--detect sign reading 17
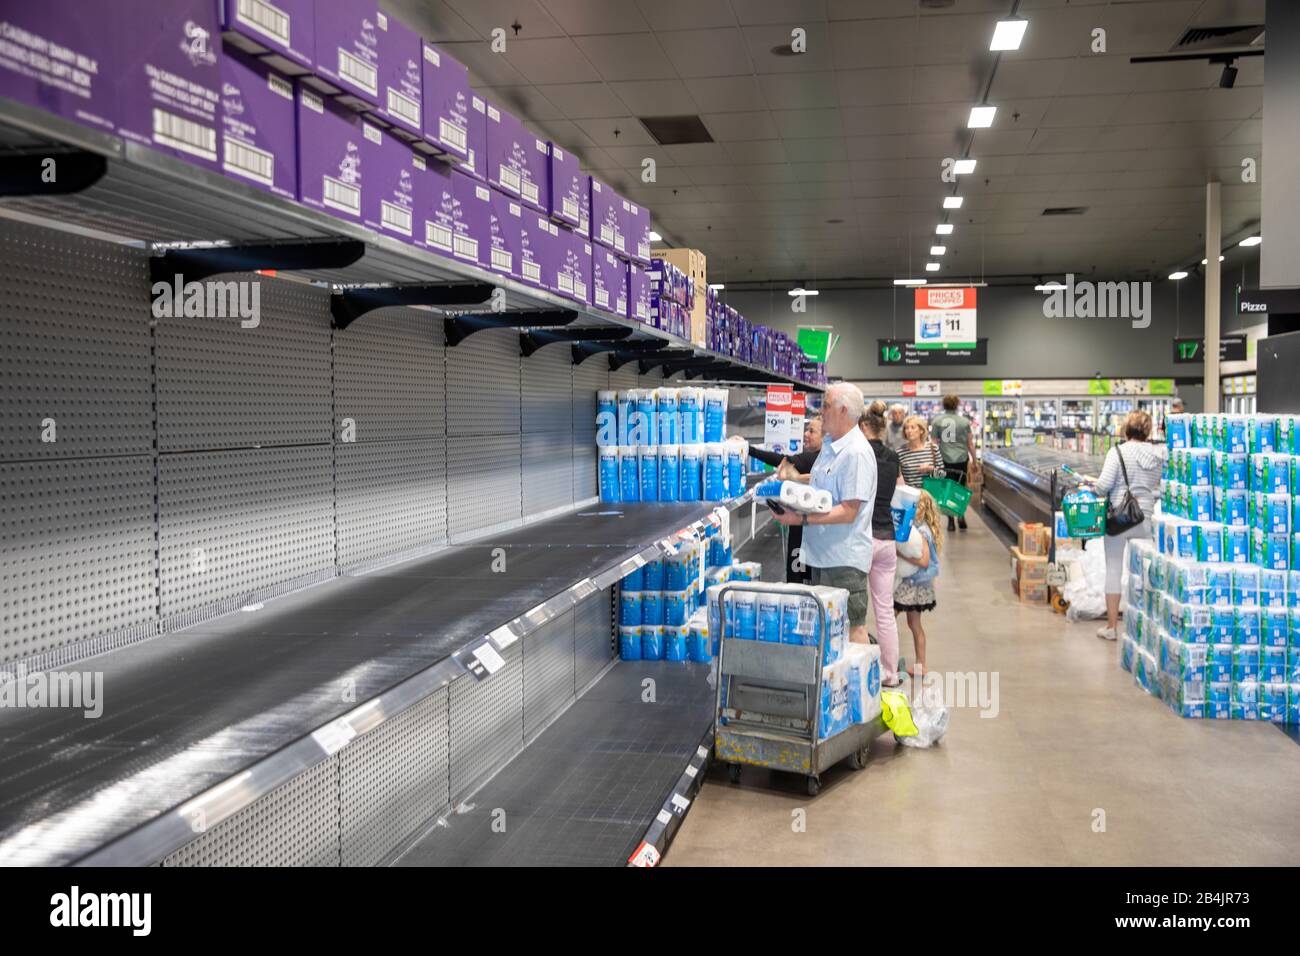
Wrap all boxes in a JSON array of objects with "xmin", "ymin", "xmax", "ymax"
[
  {"xmin": 1178, "ymin": 341, "xmax": 1200, "ymax": 360},
  {"xmin": 881, "ymin": 344, "xmax": 902, "ymax": 363}
]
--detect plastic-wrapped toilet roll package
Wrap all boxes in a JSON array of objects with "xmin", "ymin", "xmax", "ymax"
[
  {"xmin": 679, "ymin": 443, "xmax": 702, "ymax": 501},
  {"xmin": 657, "ymin": 388, "xmax": 679, "ymax": 445},
  {"xmin": 619, "ymin": 445, "xmax": 640, "ymax": 503},
  {"xmin": 633, "ymin": 390, "xmax": 657, "ymax": 446},
  {"xmin": 678, "ymin": 387, "xmax": 701, "ymax": 443},
  {"xmin": 891, "ymin": 485, "xmax": 921, "ymax": 542},
  {"xmin": 753, "ymin": 479, "xmax": 831, "ymax": 514},
  {"xmin": 726, "ymin": 439, "xmax": 747, "ymax": 498},
  {"xmin": 707, "ymin": 583, "xmax": 847, "ymax": 666},
  {"xmin": 598, "ymin": 446, "xmax": 620, "ymax": 503},
  {"xmin": 703, "ymin": 442, "xmax": 727, "ymax": 501},
  {"xmin": 704, "ymin": 388, "xmax": 727, "ymax": 442},
  {"xmin": 639, "ymin": 445, "xmax": 659, "ymax": 502},
  {"xmin": 658, "ymin": 444, "xmax": 679, "ymax": 502},
  {"xmin": 596, "ymin": 390, "xmax": 617, "ymax": 447}
]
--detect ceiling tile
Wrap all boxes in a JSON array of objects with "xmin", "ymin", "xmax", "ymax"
[
  {"xmin": 743, "ymin": 22, "xmax": 833, "ymax": 74},
  {"xmin": 835, "ymin": 67, "xmax": 912, "ymax": 108},
  {"xmin": 443, "ymin": 0, "xmax": 566, "ymax": 38},
  {"xmin": 682, "ymin": 75, "xmax": 768, "ymax": 112},
  {"xmin": 661, "ymin": 28, "xmax": 754, "ymax": 77},
  {"xmin": 724, "ymin": 140, "xmax": 790, "ymax": 165},
  {"xmin": 771, "ymin": 107, "xmax": 843, "ymax": 138},
  {"xmin": 611, "ymin": 79, "xmax": 697, "ymax": 115},
  {"xmin": 782, "ymin": 137, "xmax": 847, "ymax": 162},
  {"xmin": 759, "ymin": 71, "xmax": 838, "ymax": 110},
  {"xmin": 702, "ymin": 111, "xmax": 780, "ymax": 141},
  {"xmin": 540, "ymin": 0, "xmax": 650, "ymax": 35},
  {"xmin": 635, "ymin": 0, "xmax": 738, "ymax": 31},
  {"xmin": 535, "ymin": 82, "xmax": 627, "ymax": 118},
  {"xmin": 573, "ymin": 33, "xmax": 677, "ymax": 81},
  {"xmin": 574, "ymin": 116, "xmax": 658, "ymax": 146}
]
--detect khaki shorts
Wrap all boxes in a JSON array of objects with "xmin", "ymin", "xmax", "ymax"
[{"xmin": 810, "ymin": 565, "xmax": 869, "ymax": 627}]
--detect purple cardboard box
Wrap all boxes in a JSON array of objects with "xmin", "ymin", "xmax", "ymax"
[
  {"xmin": 296, "ymin": 83, "xmax": 365, "ymax": 224},
  {"xmin": 419, "ymin": 42, "xmax": 470, "ymax": 163},
  {"xmin": 362, "ymin": 124, "xmax": 420, "ymax": 244},
  {"xmin": 371, "ymin": 11, "xmax": 421, "ymax": 140},
  {"xmin": 220, "ymin": 0, "xmax": 314, "ymax": 75},
  {"xmin": 452, "ymin": 170, "xmax": 491, "ymax": 269},
  {"xmin": 547, "ymin": 142, "xmax": 582, "ymax": 228},
  {"xmin": 555, "ymin": 225, "xmax": 590, "ymax": 305},
  {"xmin": 622, "ymin": 198, "xmax": 651, "ymax": 265},
  {"xmin": 537, "ymin": 215, "xmax": 565, "ymax": 297},
  {"xmin": 0, "ymin": 3, "xmax": 117, "ymax": 135},
  {"xmin": 628, "ymin": 261, "xmax": 651, "ymax": 324},
  {"xmin": 485, "ymin": 101, "xmax": 520, "ymax": 197},
  {"xmin": 220, "ymin": 48, "xmax": 296, "ymax": 199},
  {"xmin": 115, "ymin": 0, "xmax": 223, "ymax": 172},
  {"xmin": 591, "ymin": 247, "xmax": 627, "ymax": 316},
  {"xmin": 518, "ymin": 211, "xmax": 549, "ymax": 291},
  {"xmin": 306, "ymin": 0, "xmax": 379, "ymax": 111},
  {"xmin": 421, "ymin": 157, "xmax": 456, "ymax": 258},
  {"xmin": 590, "ymin": 177, "xmax": 623, "ymax": 254},
  {"xmin": 488, "ymin": 186, "xmax": 524, "ymax": 280},
  {"xmin": 572, "ymin": 232, "xmax": 592, "ymax": 307}
]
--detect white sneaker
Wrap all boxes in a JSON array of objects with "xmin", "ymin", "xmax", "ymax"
[{"xmin": 1096, "ymin": 625, "xmax": 1118, "ymax": 641}]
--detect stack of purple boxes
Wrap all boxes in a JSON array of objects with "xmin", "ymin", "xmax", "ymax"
[{"xmin": 649, "ymin": 258, "xmax": 692, "ymax": 339}]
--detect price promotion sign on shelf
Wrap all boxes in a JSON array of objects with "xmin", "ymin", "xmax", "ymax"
[
  {"xmin": 914, "ymin": 287, "xmax": 977, "ymax": 349},
  {"xmin": 764, "ymin": 384, "xmax": 793, "ymax": 454},
  {"xmin": 788, "ymin": 392, "xmax": 806, "ymax": 454}
]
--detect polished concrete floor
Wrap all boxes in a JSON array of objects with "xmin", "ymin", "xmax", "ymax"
[{"xmin": 666, "ymin": 508, "xmax": 1300, "ymax": 866}]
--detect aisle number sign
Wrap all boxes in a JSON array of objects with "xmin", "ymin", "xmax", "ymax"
[
  {"xmin": 915, "ymin": 287, "xmax": 977, "ymax": 349},
  {"xmin": 788, "ymin": 392, "xmax": 806, "ymax": 453},
  {"xmin": 764, "ymin": 384, "xmax": 793, "ymax": 454}
]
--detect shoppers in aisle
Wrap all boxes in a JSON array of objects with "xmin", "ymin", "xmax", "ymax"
[
  {"xmin": 771, "ymin": 383, "xmax": 877, "ymax": 645},
  {"xmin": 860, "ymin": 401, "xmax": 905, "ymax": 684},
  {"xmin": 884, "ymin": 404, "xmax": 909, "ymax": 453},
  {"xmin": 930, "ymin": 395, "xmax": 977, "ymax": 533},
  {"xmin": 742, "ymin": 416, "xmax": 823, "ymax": 583},
  {"xmin": 894, "ymin": 491, "xmax": 944, "ymax": 676},
  {"xmin": 898, "ymin": 416, "xmax": 944, "ymax": 489},
  {"xmin": 1091, "ymin": 410, "xmax": 1165, "ymax": 641}
]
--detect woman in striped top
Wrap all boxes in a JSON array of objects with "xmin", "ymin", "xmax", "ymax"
[{"xmin": 898, "ymin": 416, "xmax": 945, "ymax": 488}]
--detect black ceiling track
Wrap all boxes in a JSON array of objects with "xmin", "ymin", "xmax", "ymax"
[
  {"xmin": 520, "ymin": 325, "xmax": 635, "ymax": 357},
  {"xmin": 445, "ymin": 309, "xmax": 577, "ymax": 347},
  {"xmin": 149, "ymin": 238, "xmax": 366, "ymax": 285},
  {"xmin": 332, "ymin": 282, "xmax": 495, "ymax": 329},
  {"xmin": 0, "ymin": 149, "xmax": 107, "ymax": 196}
]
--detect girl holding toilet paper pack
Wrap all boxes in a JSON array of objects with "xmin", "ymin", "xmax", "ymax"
[{"xmin": 895, "ymin": 491, "xmax": 944, "ymax": 677}]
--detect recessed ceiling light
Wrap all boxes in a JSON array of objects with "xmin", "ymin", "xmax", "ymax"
[
  {"xmin": 925, "ymin": 262, "xmax": 940, "ymax": 272},
  {"xmin": 1168, "ymin": 271, "xmax": 1189, "ymax": 280},
  {"xmin": 989, "ymin": 18, "xmax": 1028, "ymax": 52},
  {"xmin": 648, "ymin": 230, "xmax": 662, "ymax": 242},
  {"xmin": 953, "ymin": 159, "xmax": 976, "ymax": 175},
  {"xmin": 930, "ymin": 245, "xmax": 947, "ymax": 255},
  {"xmin": 936, "ymin": 224, "xmax": 954, "ymax": 235},
  {"xmin": 968, "ymin": 106, "xmax": 996, "ymax": 128},
  {"xmin": 1239, "ymin": 235, "xmax": 1261, "ymax": 246},
  {"xmin": 943, "ymin": 196, "xmax": 964, "ymax": 209},
  {"xmin": 893, "ymin": 278, "xmax": 927, "ymax": 286},
  {"xmin": 1034, "ymin": 282, "xmax": 1067, "ymax": 292},
  {"xmin": 1201, "ymin": 256, "xmax": 1225, "ymax": 264},
  {"xmin": 708, "ymin": 283, "xmax": 725, "ymax": 291},
  {"xmin": 788, "ymin": 287, "xmax": 820, "ymax": 296}
]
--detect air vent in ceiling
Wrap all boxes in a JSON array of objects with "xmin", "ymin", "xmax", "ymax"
[
  {"xmin": 1171, "ymin": 24, "xmax": 1264, "ymax": 51},
  {"xmin": 639, "ymin": 115, "xmax": 714, "ymax": 146},
  {"xmin": 1042, "ymin": 207, "xmax": 1088, "ymax": 216}
]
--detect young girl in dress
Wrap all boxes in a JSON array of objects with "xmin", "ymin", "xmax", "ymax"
[{"xmin": 895, "ymin": 490, "xmax": 944, "ymax": 676}]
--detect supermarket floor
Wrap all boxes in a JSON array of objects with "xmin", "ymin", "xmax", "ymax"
[{"xmin": 666, "ymin": 509, "xmax": 1300, "ymax": 867}]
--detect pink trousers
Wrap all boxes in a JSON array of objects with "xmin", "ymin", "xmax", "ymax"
[{"xmin": 869, "ymin": 537, "xmax": 900, "ymax": 683}]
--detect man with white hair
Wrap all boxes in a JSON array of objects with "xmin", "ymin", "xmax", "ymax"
[
  {"xmin": 771, "ymin": 382, "xmax": 877, "ymax": 644},
  {"xmin": 884, "ymin": 403, "xmax": 908, "ymax": 453}
]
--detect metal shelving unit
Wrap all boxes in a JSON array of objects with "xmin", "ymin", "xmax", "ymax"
[{"xmin": 0, "ymin": 95, "xmax": 820, "ymax": 393}]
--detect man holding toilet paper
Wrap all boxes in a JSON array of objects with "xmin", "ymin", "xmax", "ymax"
[{"xmin": 771, "ymin": 383, "xmax": 877, "ymax": 645}]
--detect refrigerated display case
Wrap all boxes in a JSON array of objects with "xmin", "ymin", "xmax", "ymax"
[
  {"xmin": 1138, "ymin": 398, "xmax": 1174, "ymax": 440},
  {"xmin": 983, "ymin": 399, "xmax": 1019, "ymax": 449},
  {"xmin": 1096, "ymin": 398, "xmax": 1135, "ymax": 437},
  {"xmin": 910, "ymin": 398, "xmax": 942, "ymax": 420},
  {"xmin": 1021, "ymin": 399, "xmax": 1058, "ymax": 431},
  {"xmin": 980, "ymin": 444, "xmax": 1105, "ymax": 532},
  {"xmin": 1059, "ymin": 398, "xmax": 1094, "ymax": 432}
]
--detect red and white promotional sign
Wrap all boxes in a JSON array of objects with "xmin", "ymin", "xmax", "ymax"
[
  {"xmin": 764, "ymin": 384, "xmax": 793, "ymax": 453},
  {"xmin": 901, "ymin": 381, "xmax": 918, "ymax": 397},
  {"xmin": 628, "ymin": 841, "xmax": 660, "ymax": 867},
  {"xmin": 788, "ymin": 392, "xmax": 807, "ymax": 452},
  {"xmin": 914, "ymin": 287, "xmax": 977, "ymax": 348}
]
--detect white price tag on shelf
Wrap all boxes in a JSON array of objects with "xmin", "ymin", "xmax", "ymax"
[
  {"xmin": 684, "ymin": 764, "xmax": 698, "ymax": 779},
  {"xmin": 488, "ymin": 625, "xmax": 517, "ymax": 649},
  {"xmin": 670, "ymin": 793, "xmax": 691, "ymax": 813},
  {"xmin": 696, "ymin": 745, "xmax": 709, "ymax": 760},
  {"xmin": 472, "ymin": 642, "xmax": 505, "ymax": 675},
  {"xmin": 311, "ymin": 718, "xmax": 357, "ymax": 755}
]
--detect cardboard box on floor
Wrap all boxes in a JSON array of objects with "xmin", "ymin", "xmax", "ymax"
[
  {"xmin": 654, "ymin": 248, "xmax": 708, "ymax": 346},
  {"xmin": 1017, "ymin": 522, "xmax": 1050, "ymax": 556}
]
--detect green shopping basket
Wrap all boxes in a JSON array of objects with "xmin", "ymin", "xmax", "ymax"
[
  {"xmin": 1062, "ymin": 495, "xmax": 1107, "ymax": 538},
  {"xmin": 923, "ymin": 475, "xmax": 972, "ymax": 517}
]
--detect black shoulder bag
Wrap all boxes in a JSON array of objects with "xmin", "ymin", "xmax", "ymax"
[{"xmin": 1104, "ymin": 442, "xmax": 1145, "ymax": 536}]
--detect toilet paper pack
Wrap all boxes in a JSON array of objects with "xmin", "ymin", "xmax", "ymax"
[
  {"xmin": 818, "ymin": 659, "xmax": 851, "ymax": 740},
  {"xmin": 844, "ymin": 643, "xmax": 882, "ymax": 725}
]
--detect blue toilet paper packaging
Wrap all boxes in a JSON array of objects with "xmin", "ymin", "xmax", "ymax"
[
  {"xmin": 642, "ymin": 590, "xmax": 666, "ymax": 626},
  {"xmin": 658, "ymin": 444, "xmax": 680, "ymax": 502},
  {"xmin": 818, "ymin": 660, "xmax": 851, "ymax": 740},
  {"xmin": 1120, "ymin": 636, "xmax": 1136, "ymax": 673},
  {"xmin": 703, "ymin": 443, "xmax": 727, "ymax": 501},
  {"xmin": 620, "ymin": 445, "xmax": 641, "ymax": 503},
  {"xmin": 1249, "ymin": 415, "xmax": 1277, "ymax": 454},
  {"xmin": 1216, "ymin": 488, "xmax": 1248, "ymax": 526},
  {"xmin": 1213, "ymin": 451, "xmax": 1249, "ymax": 490},
  {"xmin": 1279, "ymin": 415, "xmax": 1298, "ymax": 455},
  {"xmin": 1259, "ymin": 681, "xmax": 1287, "ymax": 721},
  {"xmin": 729, "ymin": 590, "xmax": 758, "ymax": 640},
  {"xmin": 664, "ymin": 623, "xmax": 688, "ymax": 661},
  {"xmin": 678, "ymin": 388, "xmax": 700, "ymax": 443},
  {"xmin": 679, "ymin": 444, "xmax": 702, "ymax": 501},
  {"xmin": 726, "ymin": 443, "xmax": 746, "ymax": 499},
  {"xmin": 1224, "ymin": 526, "xmax": 1251, "ymax": 563},
  {"xmin": 596, "ymin": 390, "xmax": 618, "ymax": 446},
  {"xmin": 1208, "ymin": 644, "xmax": 1234, "ymax": 682},
  {"xmin": 664, "ymin": 552, "xmax": 691, "ymax": 591},
  {"xmin": 703, "ymin": 388, "xmax": 727, "ymax": 443},
  {"xmin": 1187, "ymin": 448, "xmax": 1212, "ymax": 486},
  {"xmin": 1262, "ymin": 646, "xmax": 1287, "ymax": 682},
  {"xmin": 619, "ymin": 590, "xmax": 643, "ymax": 626},
  {"xmin": 1166, "ymin": 414, "xmax": 1191, "ymax": 449},
  {"xmin": 657, "ymin": 389, "xmax": 679, "ymax": 445},
  {"xmin": 1195, "ymin": 523, "xmax": 1224, "ymax": 563},
  {"xmin": 1165, "ymin": 678, "xmax": 1206, "ymax": 718},
  {"xmin": 781, "ymin": 593, "xmax": 810, "ymax": 645},
  {"xmin": 1169, "ymin": 602, "xmax": 1212, "ymax": 644},
  {"xmin": 1232, "ymin": 566, "xmax": 1260, "ymax": 606},
  {"xmin": 1288, "ymin": 648, "xmax": 1300, "ymax": 681},
  {"xmin": 617, "ymin": 390, "xmax": 636, "ymax": 445},
  {"xmin": 639, "ymin": 445, "xmax": 659, "ymax": 502},
  {"xmin": 619, "ymin": 625, "xmax": 642, "ymax": 660},
  {"xmin": 1207, "ymin": 679, "xmax": 1231, "ymax": 706},
  {"xmin": 1189, "ymin": 487, "xmax": 1213, "ymax": 523},
  {"xmin": 1209, "ymin": 605, "xmax": 1236, "ymax": 643},
  {"xmin": 1236, "ymin": 607, "xmax": 1262, "ymax": 646},
  {"xmin": 642, "ymin": 557, "xmax": 665, "ymax": 591},
  {"xmin": 623, "ymin": 563, "xmax": 645, "ymax": 591},
  {"xmin": 1260, "ymin": 493, "xmax": 1291, "ymax": 535},
  {"xmin": 599, "ymin": 447, "xmax": 621, "ymax": 503},
  {"xmin": 845, "ymin": 644, "xmax": 882, "ymax": 724},
  {"xmin": 687, "ymin": 618, "xmax": 711, "ymax": 663},
  {"xmin": 1233, "ymin": 645, "xmax": 1261, "ymax": 681},
  {"xmin": 640, "ymin": 624, "xmax": 664, "ymax": 660},
  {"xmin": 1254, "ymin": 529, "xmax": 1289, "ymax": 571},
  {"xmin": 1252, "ymin": 453, "xmax": 1291, "ymax": 495},
  {"xmin": 756, "ymin": 591, "xmax": 782, "ymax": 643},
  {"xmin": 663, "ymin": 589, "xmax": 689, "ymax": 626},
  {"xmin": 1205, "ymin": 566, "xmax": 1233, "ymax": 604},
  {"xmin": 1290, "ymin": 573, "xmax": 1300, "ymax": 608},
  {"xmin": 633, "ymin": 390, "xmax": 657, "ymax": 446},
  {"xmin": 1263, "ymin": 607, "xmax": 1290, "ymax": 647},
  {"xmin": 1219, "ymin": 416, "xmax": 1248, "ymax": 454}
]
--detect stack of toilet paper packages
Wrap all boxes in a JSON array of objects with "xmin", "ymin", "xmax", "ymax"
[
  {"xmin": 706, "ymin": 583, "xmax": 848, "ymax": 668},
  {"xmin": 753, "ymin": 478, "xmax": 833, "ymax": 514}
]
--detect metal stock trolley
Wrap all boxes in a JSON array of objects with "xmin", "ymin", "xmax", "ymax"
[{"xmin": 713, "ymin": 582, "xmax": 888, "ymax": 796}]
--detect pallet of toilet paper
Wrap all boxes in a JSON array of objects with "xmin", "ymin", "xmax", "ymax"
[
  {"xmin": 596, "ymin": 388, "xmax": 749, "ymax": 504},
  {"xmin": 708, "ymin": 583, "xmax": 882, "ymax": 739},
  {"xmin": 752, "ymin": 479, "xmax": 833, "ymax": 515}
]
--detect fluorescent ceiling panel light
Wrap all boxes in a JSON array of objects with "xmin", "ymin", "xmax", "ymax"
[
  {"xmin": 1200, "ymin": 256, "xmax": 1225, "ymax": 264},
  {"xmin": 1168, "ymin": 271, "xmax": 1188, "ymax": 280},
  {"xmin": 1034, "ymin": 282, "xmax": 1066, "ymax": 291},
  {"xmin": 708, "ymin": 283, "xmax": 725, "ymax": 290},
  {"xmin": 1239, "ymin": 235, "xmax": 1261, "ymax": 246},
  {"xmin": 953, "ymin": 159, "xmax": 976, "ymax": 175},
  {"xmin": 893, "ymin": 278, "xmax": 927, "ymax": 286},
  {"xmin": 989, "ymin": 18, "xmax": 1028, "ymax": 52},
  {"xmin": 648, "ymin": 230, "xmax": 662, "ymax": 242},
  {"xmin": 930, "ymin": 245, "xmax": 947, "ymax": 255},
  {"xmin": 967, "ymin": 106, "xmax": 996, "ymax": 128},
  {"xmin": 943, "ymin": 196, "xmax": 964, "ymax": 209},
  {"xmin": 788, "ymin": 287, "xmax": 819, "ymax": 296},
  {"xmin": 925, "ymin": 262, "xmax": 940, "ymax": 272},
  {"xmin": 935, "ymin": 224, "xmax": 954, "ymax": 235}
]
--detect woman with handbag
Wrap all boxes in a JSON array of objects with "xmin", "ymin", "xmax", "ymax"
[
  {"xmin": 1091, "ymin": 410, "xmax": 1166, "ymax": 641},
  {"xmin": 897, "ymin": 416, "xmax": 945, "ymax": 489}
]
